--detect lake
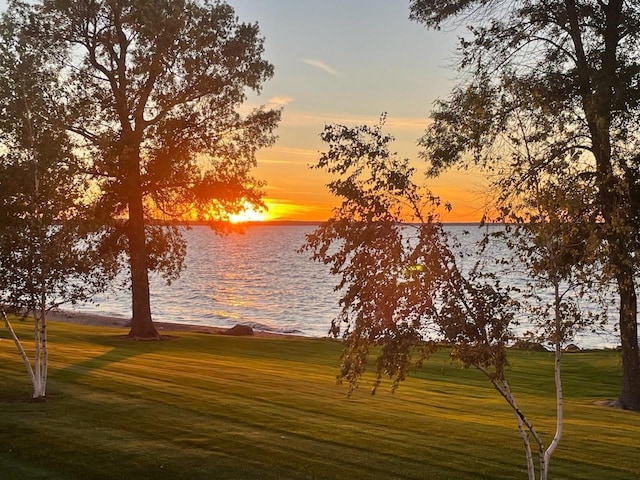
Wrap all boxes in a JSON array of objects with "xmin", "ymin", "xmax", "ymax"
[{"xmin": 75, "ymin": 224, "xmax": 620, "ymax": 349}]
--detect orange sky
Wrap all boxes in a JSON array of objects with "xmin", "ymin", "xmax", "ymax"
[
  {"xmin": 231, "ymin": 1, "xmax": 482, "ymax": 223},
  {"xmin": 251, "ymin": 115, "xmax": 490, "ymax": 223}
]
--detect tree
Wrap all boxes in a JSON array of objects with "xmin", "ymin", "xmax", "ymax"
[
  {"xmin": 302, "ymin": 117, "xmax": 602, "ymax": 480},
  {"xmin": 497, "ymin": 156, "xmax": 606, "ymax": 480},
  {"xmin": 409, "ymin": 0, "xmax": 640, "ymax": 409},
  {"xmin": 0, "ymin": 4, "xmax": 116, "ymax": 398},
  {"xmin": 31, "ymin": 0, "xmax": 281, "ymax": 339}
]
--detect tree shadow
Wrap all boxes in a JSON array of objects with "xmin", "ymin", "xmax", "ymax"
[{"xmin": 54, "ymin": 346, "xmax": 142, "ymax": 383}]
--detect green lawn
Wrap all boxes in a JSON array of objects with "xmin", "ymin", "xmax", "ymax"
[{"xmin": 0, "ymin": 320, "xmax": 638, "ymax": 479}]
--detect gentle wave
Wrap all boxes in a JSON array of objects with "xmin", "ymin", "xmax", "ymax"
[{"xmin": 72, "ymin": 224, "xmax": 620, "ymax": 348}]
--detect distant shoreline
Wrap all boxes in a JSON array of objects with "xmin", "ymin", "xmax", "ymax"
[
  {"xmin": 149, "ymin": 219, "xmax": 324, "ymax": 227},
  {"xmin": 42, "ymin": 308, "xmax": 620, "ymax": 349},
  {"xmin": 149, "ymin": 220, "xmax": 489, "ymax": 227}
]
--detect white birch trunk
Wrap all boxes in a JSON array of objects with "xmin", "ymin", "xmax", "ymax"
[
  {"xmin": 38, "ymin": 300, "xmax": 48, "ymax": 397},
  {"xmin": 33, "ymin": 309, "xmax": 41, "ymax": 397},
  {"xmin": 541, "ymin": 282, "xmax": 564, "ymax": 480},
  {"xmin": 40, "ymin": 309, "xmax": 48, "ymax": 397},
  {"xmin": 482, "ymin": 369, "xmax": 548, "ymax": 480},
  {"xmin": 31, "ymin": 305, "xmax": 47, "ymax": 399},
  {"xmin": 1, "ymin": 309, "xmax": 38, "ymax": 396},
  {"xmin": 21, "ymin": 83, "xmax": 47, "ymax": 399},
  {"xmin": 502, "ymin": 379, "xmax": 546, "ymax": 480},
  {"xmin": 510, "ymin": 396, "xmax": 536, "ymax": 480}
]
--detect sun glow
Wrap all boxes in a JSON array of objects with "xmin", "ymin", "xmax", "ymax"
[
  {"xmin": 226, "ymin": 198, "xmax": 332, "ymax": 223},
  {"xmin": 228, "ymin": 204, "xmax": 268, "ymax": 223}
]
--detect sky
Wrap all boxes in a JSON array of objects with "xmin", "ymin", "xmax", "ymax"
[
  {"xmin": 230, "ymin": 0, "xmax": 487, "ymax": 222},
  {"xmin": 0, "ymin": 0, "xmax": 488, "ymax": 222}
]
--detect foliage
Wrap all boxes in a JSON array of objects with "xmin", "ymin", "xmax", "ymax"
[
  {"xmin": 303, "ymin": 116, "xmax": 518, "ymax": 385},
  {"xmin": 410, "ymin": 0, "xmax": 640, "ymax": 409},
  {"xmin": 304, "ymin": 117, "xmax": 453, "ymax": 391},
  {"xmin": 8, "ymin": 0, "xmax": 282, "ymax": 338},
  {"xmin": 303, "ymin": 116, "xmax": 610, "ymax": 479},
  {"xmin": 0, "ymin": 4, "xmax": 116, "ymax": 398},
  {"xmin": 45, "ymin": 0, "xmax": 280, "ymax": 222}
]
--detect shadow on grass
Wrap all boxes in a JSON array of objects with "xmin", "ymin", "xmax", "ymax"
[{"xmin": 55, "ymin": 347, "xmax": 142, "ymax": 383}]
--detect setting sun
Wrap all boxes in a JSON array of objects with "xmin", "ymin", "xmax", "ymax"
[
  {"xmin": 228, "ymin": 204, "xmax": 268, "ymax": 223},
  {"xmin": 227, "ymin": 199, "xmax": 324, "ymax": 223}
]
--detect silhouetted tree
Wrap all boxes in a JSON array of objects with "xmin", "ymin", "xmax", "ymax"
[
  {"xmin": 29, "ymin": 0, "xmax": 281, "ymax": 339},
  {"xmin": 410, "ymin": 0, "xmax": 640, "ymax": 409}
]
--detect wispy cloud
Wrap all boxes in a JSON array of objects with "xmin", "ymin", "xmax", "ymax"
[
  {"xmin": 254, "ymin": 146, "xmax": 319, "ymax": 166},
  {"xmin": 301, "ymin": 58, "xmax": 340, "ymax": 76},
  {"xmin": 268, "ymin": 95, "xmax": 294, "ymax": 107}
]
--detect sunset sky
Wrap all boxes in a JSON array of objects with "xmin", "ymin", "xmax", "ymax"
[
  {"xmin": 0, "ymin": 0, "xmax": 489, "ymax": 222},
  {"xmin": 231, "ymin": 0, "xmax": 488, "ymax": 222}
]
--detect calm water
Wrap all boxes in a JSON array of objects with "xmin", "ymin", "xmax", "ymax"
[
  {"xmin": 83, "ymin": 225, "xmax": 337, "ymax": 336},
  {"xmin": 74, "ymin": 224, "xmax": 619, "ymax": 348}
]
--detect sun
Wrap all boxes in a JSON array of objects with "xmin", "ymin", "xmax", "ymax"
[{"xmin": 228, "ymin": 204, "xmax": 268, "ymax": 223}]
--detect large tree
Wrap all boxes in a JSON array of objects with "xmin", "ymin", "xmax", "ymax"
[
  {"xmin": 31, "ymin": 0, "xmax": 280, "ymax": 339},
  {"xmin": 410, "ymin": 0, "xmax": 640, "ymax": 409},
  {"xmin": 0, "ymin": 4, "xmax": 116, "ymax": 398}
]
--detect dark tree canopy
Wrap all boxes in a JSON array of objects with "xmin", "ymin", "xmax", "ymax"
[
  {"xmin": 0, "ymin": 3, "xmax": 115, "ymax": 312},
  {"xmin": 12, "ymin": 0, "xmax": 282, "ymax": 338},
  {"xmin": 303, "ymin": 117, "xmax": 515, "ymax": 393},
  {"xmin": 410, "ymin": 0, "xmax": 640, "ymax": 409}
]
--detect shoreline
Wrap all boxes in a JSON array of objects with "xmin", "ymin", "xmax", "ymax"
[
  {"xmin": 44, "ymin": 308, "xmax": 296, "ymax": 338},
  {"xmin": 43, "ymin": 308, "xmax": 620, "ymax": 350}
]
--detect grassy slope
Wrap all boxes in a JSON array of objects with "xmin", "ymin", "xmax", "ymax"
[{"xmin": 0, "ymin": 321, "xmax": 638, "ymax": 480}]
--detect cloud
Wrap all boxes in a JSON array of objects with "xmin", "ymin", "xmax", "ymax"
[
  {"xmin": 301, "ymin": 58, "xmax": 340, "ymax": 76},
  {"xmin": 268, "ymin": 95, "xmax": 294, "ymax": 107}
]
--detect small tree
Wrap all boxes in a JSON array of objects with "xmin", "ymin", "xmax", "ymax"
[
  {"xmin": 21, "ymin": 0, "xmax": 282, "ymax": 339},
  {"xmin": 303, "ymin": 117, "xmax": 598, "ymax": 479},
  {"xmin": 492, "ymin": 181, "xmax": 604, "ymax": 480},
  {"xmin": 0, "ymin": 5, "xmax": 116, "ymax": 399}
]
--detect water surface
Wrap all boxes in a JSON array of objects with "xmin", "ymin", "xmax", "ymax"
[{"xmin": 75, "ymin": 224, "xmax": 619, "ymax": 348}]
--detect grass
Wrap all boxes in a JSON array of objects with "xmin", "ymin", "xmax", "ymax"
[{"xmin": 0, "ymin": 320, "xmax": 639, "ymax": 480}]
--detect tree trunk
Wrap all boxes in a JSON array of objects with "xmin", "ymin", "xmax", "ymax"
[
  {"xmin": 541, "ymin": 282, "xmax": 564, "ymax": 480},
  {"xmin": 37, "ymin": 291, "xmax": 48, "ymax": 398},
  {"xmin": 1, "ymin": 309, "xmax": 38, "ymax": 396},
  {"xmin": 565, "ymin": 0, "xmax": 640, "ymax": 409},
  {"xmin": 599, "ymin": 192, "xmax": 640, "ymax": 410},
  {"xmin": 512, "ymin": 407, "xmax": 535, "ymax": 480},
  {"xmin": 122, "ymin": 142, "xmax": 159, "ymax": 340},
  {"xmin": 617, "ymin": 269, "xmax": 640, "ymax": 409},
  {"xmin": 599, "ymin": 197, "xmax": 640, "ymax": 410}
]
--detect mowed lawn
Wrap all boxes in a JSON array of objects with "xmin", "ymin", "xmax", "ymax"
[{"xmin": 1, "ymin": 320, "xmax": 638, "ymax": 480}]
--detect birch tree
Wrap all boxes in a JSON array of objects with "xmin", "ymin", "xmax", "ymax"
[
  {"xmin": 303, "ymin": 117, "xmax": 597, "ymax": 480},
  {"xmin": 0, "ymin": 5, "xmax": 116, "ymax": 399},
  {"xmin": 27, "ymin": 0, "xmax": 281, "ymax": 339},
  {"xmin": 410, "ymin": 0, "xmax": 640, "ymax": 410}
]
